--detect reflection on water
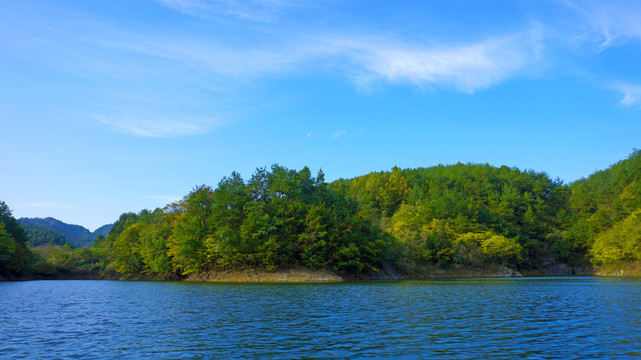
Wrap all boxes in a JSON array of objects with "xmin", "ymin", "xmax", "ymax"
[{"xmin": 1, "ymin": 278, "xmax": 641, "ymax": 359}]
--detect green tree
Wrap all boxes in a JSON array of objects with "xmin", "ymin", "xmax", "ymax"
[
  {"xmin": 0, "ymin": 201, "xmax": 33, "ymax": 276},
  {"xmin": 111, "ymin": 223, "xmax": 145, "ymax": 274},
  {"xmin": 0, "ymin": 222, "xmax": 17, "ymax": 273},
  {"xmin": 168, "ymin": 185, "xmax": 215, "ymax": 274}
]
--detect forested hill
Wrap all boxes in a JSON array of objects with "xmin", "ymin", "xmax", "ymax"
[
  {"xmin": 96, "ymin": 167, "xmax": 384, "ymax": 276},
  {"xmin": 17, "ymin": 217, "xmax": 113, "ymax": 248},
  {"xmin": 2, "ymin": 150, "xmax": 641, "ymax": 280},
  {"xmin": 328, "ymin": 150, "xmax": 641, "ymax": 272},
  {"xmin": 92, "ymin": 156, "xmax": 626, "ymax": 279},
  {"xmin": 20, "ymin": 224, "xmax": 67, "ymax": 247},
  {"xmin": 567, "ymin": 150, "xmax": 641, "ymax": 267},
  {"xmin": 330, "ymin": 163, "xmax": 568, "ymax": 270}
]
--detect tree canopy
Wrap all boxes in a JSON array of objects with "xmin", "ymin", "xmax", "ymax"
[
  {"xmin": 0, "ymin": 201, "xmax": 34, "ymax": 277},
  {"xmin": 5, "ymin": 150, "xmax": 641, "ymax": 280},
  {"xmin": 94, "ymin": 165, "xmax": 388, "ymax": 277}
]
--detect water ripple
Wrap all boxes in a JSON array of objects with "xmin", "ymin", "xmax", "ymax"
[{"xmin": 1, "ymin": 278, "xmax": 641, "ymax": 359}]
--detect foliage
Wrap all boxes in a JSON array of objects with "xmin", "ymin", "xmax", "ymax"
[
  {"xmin": 590, "ymin": 210, "xmax": 641, "ymax": 265},
  {"xmin": 335, "ymin": 163, "xmax": 566, "ymax": 269},
  {"xmin": 97, "ymin": 165, "xmax": 387, "ymax": 277},
  {"xmin": 22, "ymin": 224, "xmax": 68, "ymax": 247},
  {"xmin": 8, "ymin": 150, "xmax": 641, "ymax": 280},
  {"xmin": 0, "ymin": 201, "xmax": 34, "ymax": 276},
  {"xmin": 31, "ymin": 244, "xmax": 108, "ymax": 275},
  {"xmin": 565, "ymin": 150, "xmax": 641, "ymax": 265}
]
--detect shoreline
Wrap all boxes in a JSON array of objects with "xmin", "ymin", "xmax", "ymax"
[
  {"xmin": 1, "ymin": 263, "xmax": 610, "ymax": 282},
  {"xmin": 8, "ymin": 262, "xmax": 641, "ymax": 283}
]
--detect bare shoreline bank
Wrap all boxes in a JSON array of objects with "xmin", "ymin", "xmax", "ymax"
[{"xmin": 8, "ymin": 264, "xmax": 641, "ymax": 282}]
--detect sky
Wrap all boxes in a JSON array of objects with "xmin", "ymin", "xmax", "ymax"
[{"xmin": 1, "ymin": 0, "xmax": 640, "ymax": 231}]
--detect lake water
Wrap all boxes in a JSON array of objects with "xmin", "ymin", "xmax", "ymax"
[{"xmin": 1, "ymin": 277, "xmax": 641, "ymax": 359}]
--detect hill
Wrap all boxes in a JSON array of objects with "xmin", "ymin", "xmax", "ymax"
[
  {"xmin": 17, "ymin": 217, "xmax": 113, "ymax": 248},
  {"xmin": 330, "ymin": 163, "xmax": 567, "ymax": 272},
  {"xmin": 9, "ymin": 150, "xmax": 641, "ymax": 280},
  {"xmin": 566, "ymin": 149, "xmax": 641, "ymax": 269},
  {"xmin": 93, "ymin": 223, "xmax": 114, "ymax": 238},
  {"xmin": 91, "ymin": 163, "xmax": 575, "ymax": 279},
  {"xmin": 21, "ymin": 224, "xmax": 67, "ymax": 247}
]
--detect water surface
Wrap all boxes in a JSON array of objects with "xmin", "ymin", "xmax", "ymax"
[{"xmin": 2, "ymin": 277, "xmax": 641, "ymax": 359}]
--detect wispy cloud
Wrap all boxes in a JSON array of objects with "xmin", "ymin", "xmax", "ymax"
[
  {"xmin": 612, "ymin": 83, "xmax": 641, "ymax": 108},
  {"xmin": 324, "ymin": 29, "xmax": 544, "ymax": 93},
  {"xmin": 76, "ymin": 29, "xmax": 544, "ymax": 135},
  {"xmin": 96, "ymin": 113, "xmax": 217, "ymax": 138},
  {"xmin": 102, "ymin": 28, "xmax": 544, "ymax": 94},
  {"xmin": 1, "ymin": 4, "xmax": 549, "ymax": 138},
  {"xmin": 333, "ymin": 130, "xmax": 346, "ymax": 138},
  {"xmin": 306, "ymin": 132, "xmax": 313, "ymax": 139},
  {"xmin": 567, "ymin": 1, "xmax": 641, "ymax": 49},
  {"xmin": 155, "ymin": 0, "xmax": 308, "ymax": 22}
]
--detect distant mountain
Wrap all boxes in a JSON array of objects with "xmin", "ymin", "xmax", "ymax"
[
  {"xmin": 93, "ymin": 223, "xmax": 114, "ymax": 238},
  {"xmin": 17, "ymin": 217, "xmax": 113, "ymax": 248},
  {"xmin": 21, "ymin": 224, "xmax": 68, "ymax": 247}
]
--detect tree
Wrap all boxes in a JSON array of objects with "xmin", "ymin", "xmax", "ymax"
[
  {"xmin": 111, "ymin": 223, "xmax": 145, "ymax": 273},
  {"xmin": 0, "ymin": 201, "xmax": 32, "ymax": 276},
  {"xmin": 481, "ymin": 233, "xmax": 523, "ymax": 267},
  {"xmin": 0, "ymin": 222, "xmax": 17, "ymax": 274},
  {"xmin": 168, "ymin": 185, "xmax": 215, "ymax": 274},
  {"xmin": 591, "ymin": 210, "xmax": 641, "ymax": 265}
]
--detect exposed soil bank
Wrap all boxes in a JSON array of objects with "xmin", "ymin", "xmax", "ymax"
[
  {"xmin": 393, "ymin": 265, "xmax": 523, "ymax": 280},
  {"xmin": 185, "ymin": 265, "xmax": 526, "ymax": 282},
  {"xmin": 10, "ymin": 263, "xmax": 641, "ymax": 282},
  {"xmin": 594, "ymin": 263, "xmax": 641, "ymax": 277},
  {"xmin": 185, "ymin": 268, "xmax": 342, "ymax": 282}
]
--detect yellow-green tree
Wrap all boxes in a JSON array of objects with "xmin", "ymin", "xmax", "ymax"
[
  {"xmin": 111, "ymin": 223, "xmax": 146, "ymax": 274},
  {"xmin": 590, "ymin": 210, "xmax": 641, "ymax": 265},
  {"xmin": 480, "ymin": 233, "xmax": 523, "ymax": 267}
]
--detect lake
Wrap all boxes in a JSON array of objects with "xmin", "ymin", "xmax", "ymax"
[{"xmin": 1, "ymin": 277, "xmax": 641, "ymax": 359}]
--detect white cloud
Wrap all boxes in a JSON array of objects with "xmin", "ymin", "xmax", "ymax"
[
  {"xmin": 306, "ymin": 132, "xmax": 313, "ymax": 139},
  {"xmin": 333, "ymin": 130, "xmax": 346, "ymax": 138},
  {"xmin": 613, "ymin": 83, "xmax": 641, "ymax": 108},
  {"xmin": 567, "ymin": 1, "xmax": 641, "ymax": 49},
  {"xmin": 3, "ymin": 6, "xmax": 549, "ymax": 137},
  {"xmin": 71, "ymin": 5, "xmax": 544, "ymax": 93},
  {"xmin": 114, "ymin": 28, "xmax": 543, "ymax": 94},
  {"xmin": 326, "ymin": 29, "xmax": 543, "ymax": 93},
  {"xmin": 79, "ymin": 29, "xmax": 544, "ymax": 137}
]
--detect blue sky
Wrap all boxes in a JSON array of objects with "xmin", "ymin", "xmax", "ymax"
[{"xmin": 1, "ymin": 0, "xmax": 640, "ymax": 230}]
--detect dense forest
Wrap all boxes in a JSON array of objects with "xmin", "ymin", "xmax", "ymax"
[
  {"xmin": 21, "ymin": 224, "xmax": 68, "ymax": 247},
  {"xmin": 2, "ymin": 150, "xmax": 641, "ymax": 280}
]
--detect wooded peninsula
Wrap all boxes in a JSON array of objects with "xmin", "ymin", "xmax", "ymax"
[{"xmin": 2, "ymin": 150, "xmax": 641, "ymax": 281}]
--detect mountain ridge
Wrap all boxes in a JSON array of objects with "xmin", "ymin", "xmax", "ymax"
[{"xmin": 17, "ymin": 217, "xmax": 113, "ymax": 248}]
